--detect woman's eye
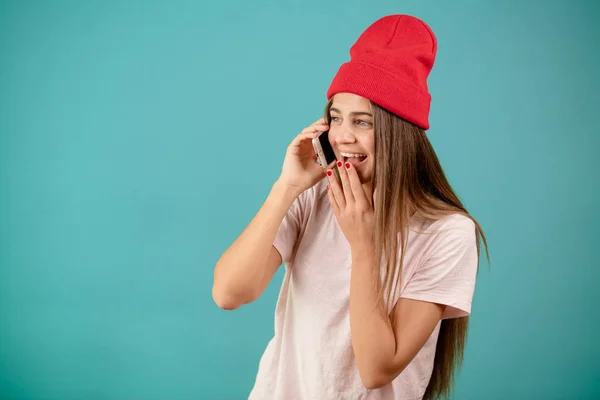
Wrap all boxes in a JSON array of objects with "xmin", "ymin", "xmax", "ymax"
[
  {"xmin": 330, "ymin": 116, "xmax": 341, "ymax": 122},
  {"xmin": 356, "ymin": 120, "xmax": 372, "ymax": 126}
]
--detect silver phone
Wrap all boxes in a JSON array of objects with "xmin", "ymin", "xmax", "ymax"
[{"xmin": 312, "ymin": 130, "xmax": 341, "ymax": 185}]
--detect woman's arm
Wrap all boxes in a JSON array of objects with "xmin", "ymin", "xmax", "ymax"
[
  {"xmin": 324, "ymin": 163, "xmax": 467, "ymax": 389},
  {"xmin": 349, "ymin": 243, "xmax": 444, "ymax": 389},
  {"xmin": 213, "ymin": 120, "xmax": 330, "ymax": 310},
  {"xmin": 212, "ymin": 181, "xmax": 298, "ymax": 310}
]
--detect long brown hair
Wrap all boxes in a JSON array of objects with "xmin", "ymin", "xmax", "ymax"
[{"xmin": 324, "ymin": 99, "xmax": 490, "ymax": 399}]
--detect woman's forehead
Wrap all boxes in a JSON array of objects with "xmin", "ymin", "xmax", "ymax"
[{"xmin": 331, "ymin": 93, "xmax": 372, "ymax": 112}]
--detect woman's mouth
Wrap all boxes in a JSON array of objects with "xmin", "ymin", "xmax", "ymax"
[{"xmin": 340, "ymin": 152, "xmax": 368, "ymax": 167}]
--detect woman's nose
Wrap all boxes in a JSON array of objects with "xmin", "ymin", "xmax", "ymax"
[{"xmin": 336, "ymin": 130, "xmax": 356, "ymax": 143}]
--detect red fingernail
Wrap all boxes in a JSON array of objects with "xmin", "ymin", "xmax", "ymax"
[
  {"xmin": 345, "ymin": 163, "xmax": 350, "ymax": 169},
  {"xmin": 327, "ymin": 170, "xmax": 333, "ymax": 177},
  {"xmin": 337, "ymin": 161, "xmax": 343, "ymax": 167}
]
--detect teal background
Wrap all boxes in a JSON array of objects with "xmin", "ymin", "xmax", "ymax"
[{"xmin": 1, "ymin": 0, "xmax": 598, "ymax": 399}]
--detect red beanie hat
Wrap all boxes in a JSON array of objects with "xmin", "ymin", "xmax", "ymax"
[{"xmin": 327, "ymin": 15, "xmax": 437, "ymax": 130}]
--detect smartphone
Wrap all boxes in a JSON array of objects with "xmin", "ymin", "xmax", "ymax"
[{"xmin": 312, "ymin": 130, "xmax": 341, "ymax": 184}]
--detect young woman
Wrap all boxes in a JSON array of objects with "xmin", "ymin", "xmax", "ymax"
[{"xmin": 213, "ymin": 14, "xmax": 489, "ymax": 400}]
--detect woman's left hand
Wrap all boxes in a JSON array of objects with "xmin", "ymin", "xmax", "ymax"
[{"xmin": 326, "ymin": 161, "xmax": 375, "ymax": 252}]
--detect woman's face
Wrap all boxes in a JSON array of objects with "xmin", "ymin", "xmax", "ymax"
[{"xmin": 328, "ymin": 93, "xmax": 375, "ymax": 184}]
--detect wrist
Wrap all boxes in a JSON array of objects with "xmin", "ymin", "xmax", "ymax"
[
  {"xmin": 351, "ymin": 242, "xmax": 375, "ymax": 262},
  {"xmin": 271, "ymin": 179, "xmax": 301, "ymax": 205},
  {"xmin": 273, "ymin": 179, "xmax": 303, "ymax": 200}
]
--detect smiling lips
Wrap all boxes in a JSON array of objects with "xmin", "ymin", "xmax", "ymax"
[{"xmin": 340, "ymin": 151, "xmax": 368, "ymax": 166}]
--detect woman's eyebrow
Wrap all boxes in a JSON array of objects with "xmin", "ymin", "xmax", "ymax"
[{"xmin": 330, "ymin": 107, "xmax": 373, "ymax": 118}]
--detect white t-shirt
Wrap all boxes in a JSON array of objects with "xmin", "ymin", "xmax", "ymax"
[{"xmin": 249, "ymin": 178, "xmax": 479, "ymax": 400}]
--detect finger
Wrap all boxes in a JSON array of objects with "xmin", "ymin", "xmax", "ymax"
[
  {"xmin": 301, "ymin": 124, "xmax": 329, "ymax": 135},
  {"xmin": 304, "ymin": 118, "xmax": 329, "ymax": 132},
  {"xmin": 290, "ymin": 131, "xmax": 320, "ymax": 148},
  {"xmin": 345, "ymin": 162, "xmax": 369, "ymax": 207},
  {"xmin": 326, "ymin": 184, "xmax": 339, "ymax": 216},
  {"xmin": 336, "ymin": 160, "xmax": 355, "ymax": 204},
  {"xmin": 326, "ymin": 168, "xmax": 346, "ymax": 209}
]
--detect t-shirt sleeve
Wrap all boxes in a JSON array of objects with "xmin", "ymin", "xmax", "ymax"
[
  {"xmin": 400, "ymin": 217, "xmax": 479, "ymax": 319},
  {"xmin": 272, "ymin": 192, "xmax": 304, "ymax": 264}
]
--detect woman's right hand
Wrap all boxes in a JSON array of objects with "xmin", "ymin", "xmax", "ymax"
[{"xmin": 277, "ymin": 118, "xmax": 330, "ymax": 197}]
